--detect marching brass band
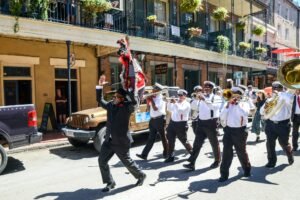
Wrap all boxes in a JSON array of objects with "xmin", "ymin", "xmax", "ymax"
[{"xmin": 97, "ymin": 59, "xmax": 300, "ymax": 192}]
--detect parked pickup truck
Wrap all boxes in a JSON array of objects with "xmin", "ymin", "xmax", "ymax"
[
  {"xmin": 62, "ymin": 86, "xmax": 179, "ymax": 152},
  {"xmin": 0, "ymin": 104, "xmax": 42, "ymax": 174}
]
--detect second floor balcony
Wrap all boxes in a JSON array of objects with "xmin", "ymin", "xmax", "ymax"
[{"xmin": 0, "ymin": 0, "xmax": 271, "ymax": 63}]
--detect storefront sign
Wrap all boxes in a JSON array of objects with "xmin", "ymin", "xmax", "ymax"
[
  {"xmin": 251, "ymin": 71, "xmax": 266, "ymax": 76},
  {"xmin": 155, "ymin": 64, "xmax": 168, "ymax": 74},
  {"xmin": 233, "ymin": 71, "xmax": 243, "ymax": 79}
]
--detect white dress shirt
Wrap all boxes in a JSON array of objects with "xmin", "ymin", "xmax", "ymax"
[
  {"xmin": 149, "ymin": 94, "xmax": 166, "ymax": 118},
  {"xmin": 167, "ymin": 100, "xmax": 190, "ymax": 122},
  {"xmin": 191, "ymin": 93, "xmax": 222, "ymax": 120},
  {"xmin": 260, "ymin": 92, "xmax": 294, "ymax": 121},
  {"xmin": 295, "ymin": 95, "xmax": 300, "ymax": 114},
  {"xmin": 220, "ymin": 101, "xmax": 250, "ymax": 128}
]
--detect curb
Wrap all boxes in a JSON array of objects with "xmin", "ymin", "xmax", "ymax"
[{"xmin": 7, "ymin": 139, "xmax": 70, "ymax": 155}]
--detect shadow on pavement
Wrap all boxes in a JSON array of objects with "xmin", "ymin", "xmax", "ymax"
[
  {"xmin": 34, "ymin": 184, "xmax": 138, "ymax": 200},
  {"xmin": 150, "ymin": 167, "xmax": 211, "ymax": 187},
  {"xmin": 1, "ymin": 157, "xmax": 25, "ymax": 175},
  {"xmin": 49, "ymin": 144, "xmax": 98, "ymax": 160},
  {"xmin": 247, "ymin": 139, "xmax": 266, "ymax": 145}
]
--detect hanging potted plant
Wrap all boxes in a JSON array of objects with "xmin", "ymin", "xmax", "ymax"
[
  {"xmin": 212, "ymin": 7, "xmax": 228, "ymax": 21},
  {"xmin": 147, "ymin": 15, "xmax": 157, "ymax": 24},
  {"xmin": 217, "ymin": 35, "xmax": 230, "ymax": 54},
  {"xmin": 146, "ymin": 15, "xmax": 166, "ymax": 27},
  {"xmin": 255, "ymin": 46, "xmax": 267, "ymax": 54},
  {"xmin": 239, "ymin": 42, "xmax": 251, "ymax": 51},
  {"xmin": 188, "ymin": 27, "xmax": 202, "ymax": 37},
  {"xmin": 180, "ymin": 0, "xmax": 202, "ymax": 13},
  {"xmin": 81, "ymin": 0, "xmax": 112, "ymax": 25},
  {"xmin": 252, "ymin": 25, "xmax": 266, "ymax": 36},
  {"xmin": 236, "ymin": 19, "xmax": 246, "ymax": 30},
  {"xmin": 9, "ymin": 0, "xmax": 23, "ymax": 33}
]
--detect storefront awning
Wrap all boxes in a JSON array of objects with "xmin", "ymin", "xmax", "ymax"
[
  {"xmin": 271, "ymin": 48, "xmax": 295, "ymax": 54},
  {"xmin": 285, "ymin": 52, "xmax": 300, "ymax": 57}
]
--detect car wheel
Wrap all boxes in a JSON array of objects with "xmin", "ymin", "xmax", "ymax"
[
  {"xmin": 68, "ymin": 138, "xmax": 89, "ymax": 147},
  {"xmin": 0, "ymin": 144, "xmax": 8, "ymax": 175},
  {"xmin": 93, "ymin": 127, "xmax": 106, "ymax": 153}
]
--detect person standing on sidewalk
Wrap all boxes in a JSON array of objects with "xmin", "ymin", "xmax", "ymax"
[
  {"xmin": 291, "ymin": 89, "xmax": 300, "ymax": 151},
  {"xmin": 96, "ymin": 77, "xmax": 146, "ymax": 192},
  {"xmin": 251, "ymin": 90, "xmax": 266, "ymax": 142},
  {"xmin": 136, "ymin": 83, "xmax": 169, "ymax": 160},
  {"xmin": 183, "ymin": 81, "xmax": 222, "ymax": 171},
  {"xmin": 260, "ymin": 81, "xmax": 294, "ymax": 168},
  {"xmin": 218, "ymin": 87, "xmax": 251, "ymax": 182},
  {"xmin": 164, "ymin": 89, "xmax": 192, "ymax": 163}
]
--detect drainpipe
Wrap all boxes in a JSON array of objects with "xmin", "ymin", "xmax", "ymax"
[
  {"xmin": 66, "ymin": 40, "xmax": 72, "ymax": 116},
  {"xmin": 174, "ymin": 57, "xmax": 177, "ymax": 86}
]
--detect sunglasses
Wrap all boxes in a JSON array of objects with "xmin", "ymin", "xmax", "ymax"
[{"xmin": 178, "ymin": 94, "xmax": 184, "ymax": 96}]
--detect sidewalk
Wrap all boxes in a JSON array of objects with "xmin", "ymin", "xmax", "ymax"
[{"xmin": 8, "ymin": 131, "xmax": 69, "ymax": 155}]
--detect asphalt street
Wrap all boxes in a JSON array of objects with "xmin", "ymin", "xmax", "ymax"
[{"xmin": 1, "ymin": 123, "xmax": 300, "ymax": 200}]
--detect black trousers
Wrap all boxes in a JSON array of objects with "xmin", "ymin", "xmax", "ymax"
[
  {"xmin": 292, "ymin": 114, "xmax": 300, "ymax": 150},
  {"xmin": 188, "ymin": 118, "xmax": 220, "ymax": 165},
  {"xmin": 141, "ymin": 116, "xmax": 168, "ymax": 157},
  {"xmin": 166, "ymin": 120, "xmax": 192, "ymax": 157},
  {"xmin": 98, "ymin": 141, "xmax": 143, "ymax": 184},
  {"xmin": 220, "ymin": 126, "xmax": 251, "ymax": 178},
  {"xmin": 192, "ymin": 119, "xmax": 198, "ymax": 135},
  {"xmin": 265, "ymin": 119, "xmax": 292, "ymax": 165}
]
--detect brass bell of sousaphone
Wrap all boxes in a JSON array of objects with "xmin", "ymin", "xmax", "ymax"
[{"xmin": 277, "ymin": 59, "xmax": 300, "ymax": 89}]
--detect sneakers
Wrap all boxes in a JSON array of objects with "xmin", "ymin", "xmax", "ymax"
[
  {"xmin": 218, "ymin": 176, "xmax": 228, "ymax": 182},
  {"xmin": 136, "ymin": 154, "xmax": 147, "ymax": 160},
  {"xmin": 210, "ymin": 161, "xmax": 220, "ymax": 169},
  {"xmin": 136, "ymin": 173, "xmax": 146, "ymax": 186},
  {"xmin": 102, "ymin": 181, "xmax": 116, "ymax": 192},
  {"xmin": 183, "ymin": 163, "xmax": 195, "ymax": 171},
  {"xmin": 265, "ymin": 163, "xmax": 276, "ymax": 168},
  {"xmin": 164, "ymin": 156, "xmax": 175, "ymax": 163}
]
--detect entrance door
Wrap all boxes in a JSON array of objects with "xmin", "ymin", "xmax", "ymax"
[
  {"xmin": 55, "ymin": 68, "xmax": 78, "ymax": 117},
  {"xmin": 184, "ymin": 70, "xmax": 200, "ymax": 96}
]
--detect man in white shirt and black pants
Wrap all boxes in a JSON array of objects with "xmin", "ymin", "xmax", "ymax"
[
  {"xmin": 218, "ymin": 87, "xmax": 251, "ymax": 182},
  {"xmin": 183, "ymin": 81, "xmax": 222, "ymax": 171},
  {"xmin": 136, "ymin": 84, "xmax": 168, "ymax": 160},
  {"xmin": 164, "ymin": 89, "xmax": 192, "ymax": 163},
  {"xmin": 292, "ymin": 89, "xmax": 300, "ymax": 151},
  {"xmin": 191, "ymin": 85, "xmax": 202, "ymax": 135},
  {"xmin": 260, "ymin": 81, "xmax": 294, "ymax": 168}
]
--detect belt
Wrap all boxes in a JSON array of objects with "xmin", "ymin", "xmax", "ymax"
[
  {"xmin": 151, "ymin": 115, "xmax": 165, "ymax": 120},
  {"xmin": 268, "ymin": 119, "xmax": 290, "ymax": 124}
]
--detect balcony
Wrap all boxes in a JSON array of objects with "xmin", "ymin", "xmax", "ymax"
[{"xmin": 0, "ymin": 0, "xmax": 270, "ymax": 64}]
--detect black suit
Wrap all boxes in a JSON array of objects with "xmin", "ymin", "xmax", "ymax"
[
  {"xmin": 96, "ymin": 88, "xmax": 144, "ymax": 184},
  {"xmin": 292, "ymin": 95, "xmax": 300, "ymax": 150}
]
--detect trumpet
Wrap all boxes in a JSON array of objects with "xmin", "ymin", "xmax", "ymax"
[
  {"xmin": 143, "ymin": 89, "xmax": 168, "ymax": 99},
  {"xmin": 222, "ymin": 89, "xmax": 249, "ymax": 102}
]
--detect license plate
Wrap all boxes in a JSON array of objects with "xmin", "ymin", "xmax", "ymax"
[{"xmin": 65, "ymin": 130, "xmax": 74, "ymax": 137}]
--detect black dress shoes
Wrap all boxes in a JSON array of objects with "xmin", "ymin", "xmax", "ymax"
[
  {"xmin": 136, "ymin": 173, "xmax": 146, "ymax": 186},
  {"xmin": 288, "ymin": 155, "xmax": 294, "ymax": 165},
  {"xmin": 102, "ymin": 181, "xmax": 116, "ymax": 192},
  {"xmin": 183, "ymin": 163, "xmax": 195, "ymax": 171},
  {"xmin": 218, "ymin": 176, "xmax": 228, "ymax": 182},
  {"xmin": 210, "ymin": 161, "xmax": 220, "ymax": 169},
  {"xmin": 136, "ymin": 154, "xmax": 147, "ymax": 160},
  {"xmin": 164, "ymin": 156, "xmax": 175, "ymax": 163},
  {"xmin": 265, "ymin": 163, "xmax": 275, "ymax": 168}
]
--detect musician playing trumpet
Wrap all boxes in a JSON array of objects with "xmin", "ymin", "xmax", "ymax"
[
  {"xmin": 260, "ymin": 81, "xmax": 294, "ymax": 168},
  {"xmin": 218, "ymin": 87, "xmax": 251, "ymax": 182},
  {"xmin": 164, "ymin": 89, "xmax": 192, "ymax": 163},
  {"xmin": 136, "ymin": 83, "xmax": 169, "ymax": 160},
  {"xmin": 191, "ymin": 85, "xmax": 203, "ymax": 135},
  {"xmin": 183, "ymin": 81, "xmax": 222, "ymax": 171}
]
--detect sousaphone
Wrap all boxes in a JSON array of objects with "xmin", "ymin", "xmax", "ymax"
[{"xmin": 263, "ymin": 59, "xmax": 300, "ymax": 119}]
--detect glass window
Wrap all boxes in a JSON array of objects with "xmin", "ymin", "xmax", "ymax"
[
  {"xmin": 151, "ymin": 64, "xmax": 173, "ymax": 86},
  {"xmin": 277, "ymin": 25, "xmax": 281, "ymax": 37},
  {"xmin": 285, "ymin": 28, "xmax": 289, "ymax": 40},
  {"xmin": 3, "ymin": 66, "xmax": 31, "ymax": 77},
  {"xmin": 110, "ymin": 63, "xmax": 122, "ymax": 90},
  {"xmin": 55, "ymin": 68, "xmax": 77, "ymax": 79},
  {"xmin": 155, "ymin": 0, "xmax": 167, "ymax": 22},
  {"xmin": 4, "ymin": 80, "xmax": 32, "ymax": 105}
]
